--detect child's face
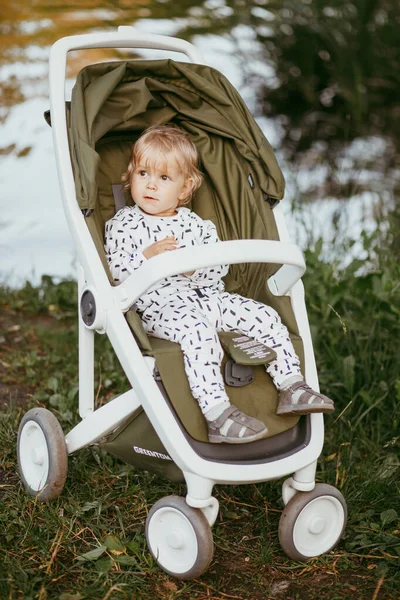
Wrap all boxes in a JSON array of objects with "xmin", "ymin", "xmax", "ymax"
[{"xmin": 130, "ymin": 151, "xmax": 192, "ymax": 217}]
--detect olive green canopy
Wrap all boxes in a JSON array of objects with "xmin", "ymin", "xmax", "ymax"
[
  {"xmin": 70, "ymin": 58, "xmax": 289, "ymax": 304},
  {"xmin": 70, "ymin": 59, "xmax": 285, "ymax": 211}
]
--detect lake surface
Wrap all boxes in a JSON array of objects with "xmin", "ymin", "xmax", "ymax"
[{"xmin": 1, "ymin": 2, "xmax": 397, "ymax": 287}]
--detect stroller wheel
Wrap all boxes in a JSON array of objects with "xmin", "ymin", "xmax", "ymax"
[
  {"xmin": 146, "ymin": 495, "xmax": 214, "ymax": 579},
  {"xmin": 17, "ymin": 408, "xmax": 68, "ymax": 501},
  {"xmin": 278, "ymin": 484, "xmax": 347, "ymax": 561}
]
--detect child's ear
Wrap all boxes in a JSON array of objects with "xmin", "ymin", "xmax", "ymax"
[{"xmin": 178, "ymin": 177, "xmax": 194, "ymax": 201}]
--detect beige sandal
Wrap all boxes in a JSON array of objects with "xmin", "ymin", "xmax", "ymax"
[
  {"xmin": 208, "ymin": 405, "xmax": 268, "ymax": 444},
  {"xmin": 277, "ymin": 381, "xmax": 334, "ymax": 416}
]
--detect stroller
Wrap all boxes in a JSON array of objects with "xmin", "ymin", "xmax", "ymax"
[{"xmin": 16, "ymin": 27, "xmax": 347, "ymax": 579}]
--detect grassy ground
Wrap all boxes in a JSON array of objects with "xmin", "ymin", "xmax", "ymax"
[{"xmin": 0, "ymin": 248, "xmax": 399, "ymax": 599}]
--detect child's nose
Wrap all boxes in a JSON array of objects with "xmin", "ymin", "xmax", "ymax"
[{"xmin": 146, "ymin": 178, "xmax": 157, "ymax": 190}]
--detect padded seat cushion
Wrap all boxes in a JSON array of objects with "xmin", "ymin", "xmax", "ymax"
[{"xmin": 151, "ymin": 334, "xmax": 302, "ymax": 443}]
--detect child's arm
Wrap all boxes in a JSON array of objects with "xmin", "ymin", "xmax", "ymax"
[
  {"xmin": 185, "ymin": 219, "xmax": 229, "ymax": 283},
  {"xmin": 105, "ymin": 215, "xmax": 178, "ymax": 283},
  {"xmin": 104, "ymin": 217, "xmax": 147, "ymax": 284}
]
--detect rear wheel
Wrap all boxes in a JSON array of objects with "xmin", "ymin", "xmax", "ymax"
[
  {"xmin": 146, "ymin": 495, "xmax": 214, "ymax": 579},
  {"xmin": 278, "ymin": 484, "xmax": 347, "ymax": 561},
  {"xmin": 17, "ymin": 408, "xmax": 68, "ymax": 501}
]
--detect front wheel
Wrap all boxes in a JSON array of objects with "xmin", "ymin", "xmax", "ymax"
[
  {"xmin": 17, "ymin": 408, "xmax": 68, "ymax": 501},
  {"xmin": 278, "ymin": 484, "xmax": 347, "ymax": 561},
  {"xmin": 146, "ymin": 495, "xmax": 214, "ymax": 579}
]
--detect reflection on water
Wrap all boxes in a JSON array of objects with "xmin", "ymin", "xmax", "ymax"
[{"xmin": 0, "ymin": 1, "xmax": 398, "ymax": 286}]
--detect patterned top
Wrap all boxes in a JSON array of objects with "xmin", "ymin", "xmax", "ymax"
[{"xmin": 104, "ymin": 205, "xmax": 229, "ymax": 311}]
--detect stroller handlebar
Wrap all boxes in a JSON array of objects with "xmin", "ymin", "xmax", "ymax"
[
  {"xmin": 50, "ymin": 28, "xmax": 204, "ymax": 64},
  {"xmin": 113, "ymin": 240, "xmax": 306, "ymax": 312}
]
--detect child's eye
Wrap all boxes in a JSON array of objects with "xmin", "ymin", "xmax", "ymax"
[
  {"xmin": 139, "ymin": 170, "xmax": 147, "ymax": 176},
  {"xmin": 161, "ymin": 175, "xmax": 170, "ymax": 181}
]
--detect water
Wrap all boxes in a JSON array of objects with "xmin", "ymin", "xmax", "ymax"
[
  {"xmin": 0, "ymin": 97, "xmax": 72, "ymax": 285},
  {"xmin": 0, "ymin": 3, "xmax": 397, "ymax": 287}
]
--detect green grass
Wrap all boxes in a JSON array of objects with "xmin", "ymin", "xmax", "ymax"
[{"xmin": 1, "ymin": 231, "xmax": 399, "ymax": 599}]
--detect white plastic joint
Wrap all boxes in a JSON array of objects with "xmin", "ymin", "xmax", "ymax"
[
  {"xmin": 79, "ymin": 286, "xmax": 106, "ymax": 333},
  {"xmin": 290, "ymin": 479, "xmax": 316, "ymax": 492},
  {"xmin": 186, "ymin": 494, "xmax": 220, "ymax": 527}
]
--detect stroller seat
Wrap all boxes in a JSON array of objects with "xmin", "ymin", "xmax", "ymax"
[{"xmin": 77, "ymin": 111, "xmax": 306, "ymax": 466}]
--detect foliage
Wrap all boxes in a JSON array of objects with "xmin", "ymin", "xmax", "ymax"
[
  {"xmin": 0, "ymin": 276, "xmax": 77, "ymax": 315},
  {"xmin": 304, "ymin": 223, "xmax": 400, "ymax": 586},
  {"xmin": 303, "ymin": 228, "xmax": 400, "ymax": 444},
  {"xmin": 258, "ymin": 0, "xmax": 400, "ymax": 156}
]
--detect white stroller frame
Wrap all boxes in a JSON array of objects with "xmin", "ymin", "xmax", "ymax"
[{"xmin": 17, "ymin": 27, "xmax": 347, "ymax": 579}]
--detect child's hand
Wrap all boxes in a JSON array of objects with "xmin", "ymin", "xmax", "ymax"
[
  {"xmin": 143, "ymin": 237, "xmax": 195, "ymax": 275},
  {"xmin": 143, "ymin": 236, "xmax": 178, "ymax": 259}
]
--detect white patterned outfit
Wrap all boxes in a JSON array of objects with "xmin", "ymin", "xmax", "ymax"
[{"xmin": 105, "ymin": 205, "xmax": 302, "ymax": 414}]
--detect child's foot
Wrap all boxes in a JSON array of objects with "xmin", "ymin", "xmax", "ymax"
[
  {"xmin": 207, "ymin": 405, "xmax": 268, "ymax": 444},
  {"xmin": 277, "ymin": 380, "xmax": 334, "ymax": 416}
]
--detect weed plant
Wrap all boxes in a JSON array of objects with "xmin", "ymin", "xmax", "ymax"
[
  {"xmin": 303, "ymin": 230, "xmax": 400, "ymax": 445},
  {"xmin": 0, "ymin": 225, "xmax": 399, "ymax": 599}
]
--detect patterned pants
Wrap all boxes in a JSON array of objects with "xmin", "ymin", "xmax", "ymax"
[{"xmin": 141, "ymin": 291, "xmax": 302, "ymax": 414}]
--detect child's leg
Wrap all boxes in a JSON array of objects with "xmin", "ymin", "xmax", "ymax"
[
  {"xmin": 217, "ymin": 293, "xmax": 302, "ymax": 387},
  {"xmin": 141, "ymin": 297, "xmax": 268, "ymax": 442},
  {"xmin": 217, "ymin": 293, "xmax": 334, "ymax": 415},
  {"xmin": 142, "ymin": 298, "xmax": 228, "ymax": 413}
]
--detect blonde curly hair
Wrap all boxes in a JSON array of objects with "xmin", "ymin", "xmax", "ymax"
[{"xmin": 122, "ymin": 125, "xmax": 203, "ymax": 204}]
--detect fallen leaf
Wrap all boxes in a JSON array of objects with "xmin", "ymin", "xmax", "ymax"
[
  {"xmin": 76, "ymin": 545, "xmax": 107, "ymax": 562},
  {"xmin": 163, "ymin": 581, "xmax": 178, "ymax": 591}
]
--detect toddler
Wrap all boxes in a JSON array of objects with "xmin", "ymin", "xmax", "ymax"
[{"xmin": 105, "ymin": 125, "xmax": 334, "ymax": 444}]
